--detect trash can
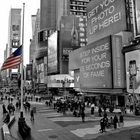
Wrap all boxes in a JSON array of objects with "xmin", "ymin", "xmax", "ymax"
[{"xmin": 33, "ymin": 107, "xmax": 36, "ymax": 113}]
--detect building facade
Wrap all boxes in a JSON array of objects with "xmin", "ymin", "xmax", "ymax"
[{"xmin": 69, "ymin": 0, "xmax": 136, "ymax": 106}]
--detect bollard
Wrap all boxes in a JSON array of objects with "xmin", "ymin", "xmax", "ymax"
[{"xmin": 18, "ymin": 112, "xmax": 31, "ymax": 139}]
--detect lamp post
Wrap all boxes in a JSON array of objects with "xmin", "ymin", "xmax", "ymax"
[{"xmin": 62, "ymin": 77, "xmax": 67, "ymax": 99}]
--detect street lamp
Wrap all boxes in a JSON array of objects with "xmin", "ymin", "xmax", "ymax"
[{"xmin": 62, "ymin": 77, "xmax": 67, "ymax": 99}]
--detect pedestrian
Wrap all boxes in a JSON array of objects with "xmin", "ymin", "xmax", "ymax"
[
  {"xmin": 30, "ymin": 108, "xmax": 34, "ymax": 121},
  {"xmin": 99, "ymin": 118, "xmax": 105, "ymax": 133},
  {"xmin": 103, "ymin": 114, "xmax": 108, "ymax": 129},
  {"xmin": 3, "ymin": 112, "xmax": 10, "ymax": 124},
  {"xmin": 108, "ymin": 116, "xmax": 113, "ymax": 128},
  {"xmin": 91, "ymin": 102, "xmax": 95, "ymax": 115},
  {"xmin": 81, "ymin": 110, "xmax": 85, "ymax": 122},
  {"xmin": 7, "ymin": 103, "xmax": 12, "ymax": 114},
  {"xmin": 2, "ymin": 104, "xmax": 7, "ymax": 114},
  {"xmin": 130, "ymin": 104, "xmax": 133, "ymax": 112},
  {"xmin": 113, "ymin": 115, "xmax": 118, "ymax": 129},
  {"xmin": 98, "ymin": 107, "xmax": 102, "ymax": 117},
  {"xmin": 15, "ymin": 101, "xmax": 19, "ymax": 110},
  {"xmin": 119, "ymin": 113, "xmax": 124, "ymax": 128}
]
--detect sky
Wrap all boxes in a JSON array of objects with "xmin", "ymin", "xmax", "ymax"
[{"xmin": 0, "ymin": 0, "xmax": 40, "ymax": 67}]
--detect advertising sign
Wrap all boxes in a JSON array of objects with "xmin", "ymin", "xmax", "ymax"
[
  {"xmin": 87, "ymin": 0, "xmax": 127, "ymax": 44},
  {"xmin": 48, "ymin": 31, "xmax": 58, "ymax": 74},
  {"xmin": 125, "ymin": 49, "xmax": 140, "ymax": 93},
  {"xmin": 26, "ymin": 64, "xmax": 32, "ymax": 81},
  {"xmin": 74, "ymin": 69, "xmax": 80, "ymax": 88},
  {"xmin": 80, "ymin": 36, "xmax": 112, "ymax": 88},
  {"xmin": 48, "ymin": 74, "xmax": 74, "ymax": 88},
  {"xmin": 69, "ymin": 48, "xmax": 82, "ymax": 70},
  {"xmin": 112, "ymin": 35, "xmax": 125, "ymax": 88},
  {"xmin": 132, "ymin": 0, "xmax": 140, "ymax": 38},
  {"xmin": 11, "ymin": 9, "xmax": 21, "ymax": 48},
  {"xmin": 60, "ymin": 16, "xmax": 87, "ymax": 57}
]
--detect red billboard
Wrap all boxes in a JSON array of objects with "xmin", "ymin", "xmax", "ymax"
[
  {"xmin": 87, "ymin": 0, "xmax": 127, "ymax": 44},
  {"xmin": 80, "ymin": 36, "xmax": 112, "ymax": 88}
]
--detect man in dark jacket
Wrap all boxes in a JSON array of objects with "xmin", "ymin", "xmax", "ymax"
[{"xmin": 113, "ymin": 115, "xmax": 118, "ymax": 129}]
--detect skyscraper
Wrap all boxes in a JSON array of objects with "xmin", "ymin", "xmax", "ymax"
[
  {"xmin": 6, "ymin": 8, "xmax": 22, "ymax": 90},
  {"xmin": 8, "ymin": 9, "xmax": 21, "ymax": 50},
  {"xmin": 40, "ymin": 0, "xmax": 56, "ymax": 31}
]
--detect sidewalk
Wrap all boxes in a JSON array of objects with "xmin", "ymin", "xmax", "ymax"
[
  {"xmin": 10, "ymin": 110, "xmax": 82, "ymax": 140},
  {"xmin": 5, "ymin": 101, "xmax": 140, "ymax": 140}
]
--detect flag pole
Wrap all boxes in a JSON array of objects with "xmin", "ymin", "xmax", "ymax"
[
  {"xmin": 18, "ymin": 3, "xmax": 31, "ymax": 138},
  {"xmin": 20, "ymin": 2, "xmax": 25, "ymax": 116}
]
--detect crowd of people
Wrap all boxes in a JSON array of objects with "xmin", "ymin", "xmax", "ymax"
[
  {"xmin": 99, "ymin": 112, "xmax": 124, "ymax": 133},
  {"xmin": 1, "ymin": 94, "xmax": 126, "ymax": 133},
  {"xmin": 48, "ymin": 97, "xmax": 86, "ymax": 122},
  {"xmin": 1, "ymin": 96, "xmax": 35, "ymax": 124},
  {"xmin": 46, "ymin": 97, "xmax": 125, "ymax": 132}
]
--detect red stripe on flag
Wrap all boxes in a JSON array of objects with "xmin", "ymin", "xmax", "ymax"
[
  {"xmin": 1, "ymin": 56, "xmax": 22, "ymax": 71},
  {"xmin": 2, "ymin": 57, "xmax": 21, "ymax": 67}
]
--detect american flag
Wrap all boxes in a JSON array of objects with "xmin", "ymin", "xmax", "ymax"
[{"xmin": 1, "ymin": 46, "xmax": 22, "ymax": 71}]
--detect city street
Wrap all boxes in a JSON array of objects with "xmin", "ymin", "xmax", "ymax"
[
  {"xmin": 1, "ymin": 0, "xmax": 140, "ymax": 139},
  {"xmin": 1, "ymin": 99, "xmax": 140, "ymax": 140}
]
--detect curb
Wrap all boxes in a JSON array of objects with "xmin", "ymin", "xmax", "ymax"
[
  {"xmin": 8, "ymin": 116, "xmax": 16, "ymax": 128},
  {"xmin": 1, "ymin": 124, "xmax": 10, "ymax": 140},
  {"xmin": 1, "ymin": 116, "xmax": 15, "ymax": 140}
]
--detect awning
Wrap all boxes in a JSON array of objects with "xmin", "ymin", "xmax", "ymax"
[{"xmin": 80, "ymin": 88, "xmax": 125, "ymax": 95}]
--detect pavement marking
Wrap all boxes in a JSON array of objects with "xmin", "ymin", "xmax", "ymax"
[
  {"xmin": 37, "ymin": 129, "xmax": 53, "ymax": 132},
  {"xmin": 41, "ymin": 112, "xmax": 63, "ymax": 117},
  {"xmin": 50, "ymin": 117, "xmax": 101, "ymax": 122},
  {"xmin": 71, "ymin": 120, "xmax": 140, "ymax": 138}
]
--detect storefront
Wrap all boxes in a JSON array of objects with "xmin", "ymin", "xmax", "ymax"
[{"xmin": 47, "ymin": 74, "xmax": 75, "ymax": 96}]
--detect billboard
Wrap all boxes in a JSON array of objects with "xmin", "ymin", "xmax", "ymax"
[
  {"xmin": 87, "ymin": 0, "xmax": 127, "ymax": 44},
  {"xmin": 48, "ymin": 31, "xmax": 58, "ymax": 74},
  {"xmin": 132, "ymin": 0, "xmax": 140, "ymax": 38},
  {"xmin": 26, "ymin": 64, "xmax": 32, "ymax": 81},
  {"xmin": 74, "ymin": 69, "xmax": 80, "ymax": 88},
  {"xmin": 48, "ymin": 74, "xmax": 74, "ymax": 88},
  {"xmin": 11, "ymin": 9, "xmax": 21, "ymax": 48},
  {"xmin": 112, "ymin": 35, "xmax": 125, "ymax": 88},
  {"xmin": 60, "ymin": 16, "xmax": 87, "ymax": 57},
  {"xmin": 80, "ymin": 36, "xmax": 112, "ymax": 88},
  {"xmin": 125, "ymin": 49, "xmax": 140, "ymax": 93}
]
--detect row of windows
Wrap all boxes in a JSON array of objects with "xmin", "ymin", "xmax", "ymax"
[
  {"xmin": 70, "ymin": 6, "xmax": 86, "ymax": 11},
  {"xmin": 70, "ymin": 11, "xmax": 87, "ymax": 16},
  {"xmin": 70, "ymin": 1, "xmax": 88, "ymax": 6}
]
